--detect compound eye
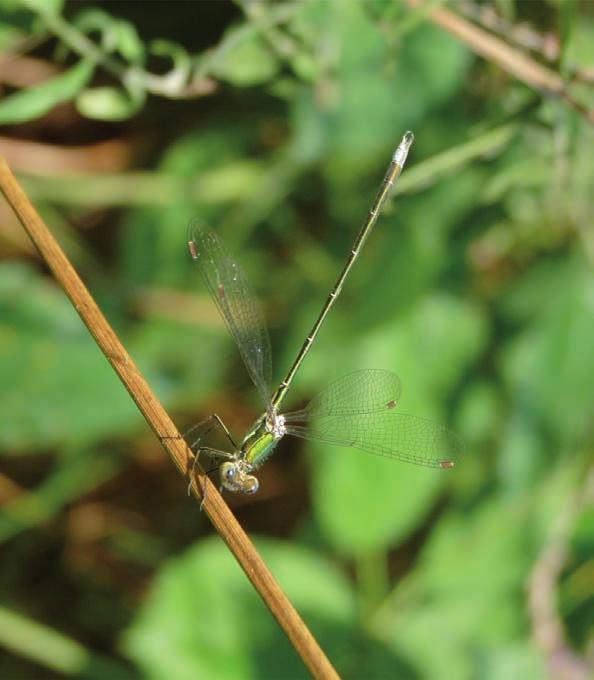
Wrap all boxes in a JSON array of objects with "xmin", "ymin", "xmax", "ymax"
[
  {"xmin": 223, "ymin": 466, "xmax": 236, "ymax": 481},
  {"xmin": 243, "ymin": 476, "xmax": 259, "ymax": 494}
]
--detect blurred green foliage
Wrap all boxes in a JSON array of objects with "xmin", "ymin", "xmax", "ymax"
[{"xmin": 1, "ymin": 1, "xmax": 593, "ymax": 679}]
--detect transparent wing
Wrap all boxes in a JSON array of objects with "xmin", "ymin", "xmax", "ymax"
[
  {"xmin": 282, "ymin": 370, "xmax": 460, "ymax": 468},
  {"xmin": 285, "ymin": 411, "xmax": 463, "ymax": 469},
  {"xmin": 188, "ymin": 219, "xmax": 271, "ymax": 407},
  {"xmin": 283, "ymin": 369, "xmax": 402, "ymax": 421}
]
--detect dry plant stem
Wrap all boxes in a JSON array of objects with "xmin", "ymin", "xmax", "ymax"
[
  {"xmin": 407, "ymin": 0, "xmax": 594, "ymax": 125},
  {"xmin": 0, "ymin": 159, "xmax": 340, "ymax": 680},
  {"xmin": 457, "ymin": 1, "xmax": 560, "ymax": 62}
]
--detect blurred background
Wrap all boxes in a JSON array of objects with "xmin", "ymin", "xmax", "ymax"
[{"xmin": 1, "ymin": 1, "xmax": 593, "ymax": 678}]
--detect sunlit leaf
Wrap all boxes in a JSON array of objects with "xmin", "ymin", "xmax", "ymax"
[
  {"xmin": 0, "ymin": 59, "xmax": 93, "ymax": 124},
  {"xmin": 210, "ymin": 28, "xmax": 278, "ymax": 86},
  {"xmin": 0, "ymin": 264, "xmax": 138, "ymax": 450},
  {"xmin": 310, "ymin": 295, "xmax": 486, "ymax": 554},
  {"xmin": 18, "ymin": 0, "xmax": 64, "ymax": 17},
  {"xmin": 122, "ymin": 538, "xmax": 364, "ymax": 680},
  {"xmin": 376, "ymin": 497, "xmax": 544, "ymax": 680},
  {"xmin": 76, "ymin": 85, "xmax": 145, "ymax": 121},
  {"xmin": 500, "ymin": 253, "xmax": 594, "ymax": 447}
]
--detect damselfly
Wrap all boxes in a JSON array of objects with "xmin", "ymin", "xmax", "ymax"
[{"xmin": 187, "ymin": 131, "xmax": 462, "ymax": 495}]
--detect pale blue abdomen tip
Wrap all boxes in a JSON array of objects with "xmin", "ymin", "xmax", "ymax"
[{"xmin": 393, "ymin": 130, "xmax": 414, "ymax": 166}]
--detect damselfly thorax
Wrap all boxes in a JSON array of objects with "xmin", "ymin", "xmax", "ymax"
[{"xmin": 218, "ymin": 410, "xmax": 286, "ymax": 494}]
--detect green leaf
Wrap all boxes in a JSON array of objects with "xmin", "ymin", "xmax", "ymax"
[
  {"xmin": 118, "ymin": 129, "xmax": 250, "ymax": 287},
  {"xmin": 0, "ymin": 604, "xmax": 130, "ymax": 679},
  {"xmin": 563, "ymin": 15, "xmax": 594, "ymax": 73},
  {"xmin": 18, "ymin": 0, "xmax": 64, "ymax": 17},
  {"xmin": 210, "ymin": 29, "xmax": 278, "ymax": 86},
  {"xmin": 376, "ymin": 497, "xmax": 542, "ymax": 680},
  {"xmin": 122, "ymin": 538, "xmax": 359, "ymax": 680},
  {"xmin": 500, "ymin": 252, "xmax": 594, "ymax": 446},
  {"xmin": 498, "ymin": 412, "xmax": 544, "ymax": 492},
  {"xmin": 456, "ymin": 381, "xmax": 502, "ymax": 446},
  {"xmin": 287, "ymin": 3, "xmax": 470, "ymax": 161},
  {"xmin": 72, "ymin": 7, "xmax": 145, "ymax": 64},
  {"xmin": 481, "ymin": 644, "xmax": 548, "ymax": 680},
  {"xmin": 0, "ymin": 0, "xmax": 50, "ymax": 50},
  {"xmin": 114, "ymin": 21, "xmax": 144, "ymax": 64},
  {"xmin": 0, "ymin": 58, "xmax": 93, "ymax": 124},
  {"xmin": 0, "ymin": 263, "xmax": 138, "ymax": 450},
  {"xmin": 71, "ymin": 7, "xmax": 118, "ymax": 39},
  {"xmin": 312, "ymin": 446, "xmax": 443, "ymax": 555},
  {"xmin": 310, "ymin": 295, "xmax": 487, "ymax": 554},
  {"xmin": 0, "ymin": 447, "xmax": 121, "ymax": 543},
  {"xmin": 76, "ymin": 85, "xmax": 145, "ymax": 121}
]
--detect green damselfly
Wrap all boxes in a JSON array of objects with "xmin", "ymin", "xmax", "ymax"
[{"xmin": 187, "ymin": 131, "xmax": 462, "ymax": 495}]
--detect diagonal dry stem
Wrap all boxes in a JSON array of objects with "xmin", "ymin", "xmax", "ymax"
[
  {"xmin": 0, "ymin": 158, "xmax": 340, "ymax": 680},
  {"xmin": 407, "ymin": 0, "xmax": 594, "ymax": 125}
]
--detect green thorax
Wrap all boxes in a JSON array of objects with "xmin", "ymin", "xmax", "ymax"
[{"xmin": 240, "ymin": 413, "xmax": 283, "ymax": 469}]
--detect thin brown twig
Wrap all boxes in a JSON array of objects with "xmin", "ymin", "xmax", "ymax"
[
  {"xmin": 407, "ymin": 0, "xmax": 594, "ymax": 125},
  {"xmin": 457, "ymin": 1, "xmax": 560, "ymax": 62},
  {"xmin": 0, "ymin": 158, "xmax": 340, "ymax": 680}
]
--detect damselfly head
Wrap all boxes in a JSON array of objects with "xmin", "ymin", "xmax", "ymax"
[
  {"xmin": 440, "ymin": 460, "xmax": 455, "ymax": 469},
  {"xmin": 242, "ymin": 475, "xmax": 259, "ymax": 494},
  {"xmin": 188, "ymin": 240, "xmax": 198, "ymax": 259},
  {"xmin": 220, "ymin": 460, "xmax": 259, "ymax": 494}
]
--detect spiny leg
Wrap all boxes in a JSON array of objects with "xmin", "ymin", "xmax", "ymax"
[
  {"xmin": 162, "ymin": 413, "xmax": 237, "ymax": 448},
  {"xmin": 187, "ymin": 445, "xmax": 235, "ymax": 503},
  {"xmin": 185, "ymin": 413, "xmax": 237, "ymax": 449},
  {"xmin": 161, "ymin": 413, "xmax": 236, "ymax": 501},
  {"xmin": 197, "ymin": 462, "xmax": 224, "ymax": 510},
  {"xmin": 185, "ymin": 415, "xmax": 236, "ymax": 501}
]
